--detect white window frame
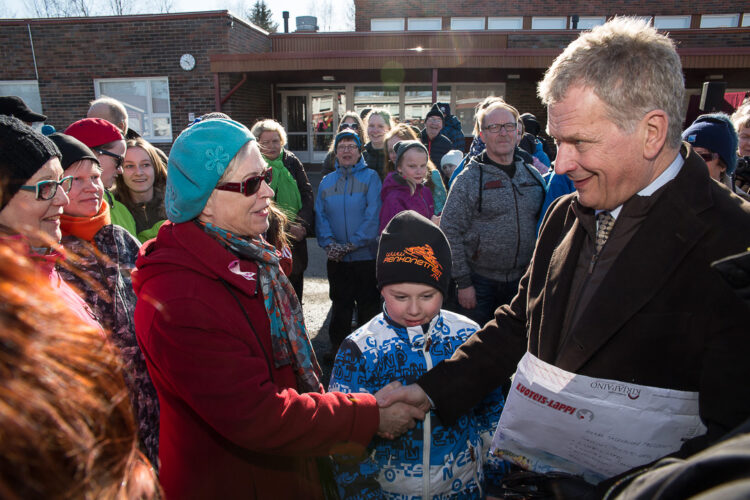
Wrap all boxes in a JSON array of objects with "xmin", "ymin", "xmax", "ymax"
[
  {"xmin": 573, "ymin": 16, "xmax": 606, "ymax": 29},
  {"xmin": 653, "ymin": 15, "xmax": 692, "ymax": 29},
  {"xmin": 450, "ymin": 17, "xmax": 485, "ymax": 30},
  {"xmin": 700, "ymin": 14, "xmax": 740, "ymax": 28},
  {"xmin": 371, "ymin": 18, "xmax": 404, "ymax": 31},
  {"xmin": 487, "ymin": 17, "xmax": 523, "ymax": 30},
  {"xmin": 532, "ymin": 17, "xmax": 567, "ymax": 30},
  {"xmin": 407, "ymin": 17, "xmax": 442, "ymax": 31},
  {"xmin": 0, "ymin": 80, "xmax": 43, "ymax": 122},
  {"xmin": 94, "ymin": 77, "xmax": 172, "ymax": 143}
]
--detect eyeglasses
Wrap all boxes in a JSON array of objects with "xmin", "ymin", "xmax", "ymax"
[
  {"xmin": 337, "ymin": 144, "xmax": 359, "ymax": 152},
  {"xmin": 339, "ymin": 122, "xmax": 359, "ymax": 130},
  {"xmin": 426, "ymin": 116, "xmax": 443, "ymax": 124},
  {"xmin": 19, "ymin": 176, "xmax": 73, "ymax": 200},
  {"xmin": 483, "ymin": 122, "xmax": 517, "ymax": 134},
  {"xmin": 698, "ymin": 152, "xmax": 717, "ymax": 162},
  {"xmin": 215, "ymin": 168, "xmax": 272, "ymax": 196},
  {"xmin": 258, "ymin": 139, "xmax": 282, "ymax": 148},
  {"xmin": 95, "ymin": 148, "xmax": 124, "ymax": 169}
]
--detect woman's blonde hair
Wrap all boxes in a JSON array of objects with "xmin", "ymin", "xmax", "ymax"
[{"xmin": 250, "ymin": 119, "xmax": 288, "ymax": 147}]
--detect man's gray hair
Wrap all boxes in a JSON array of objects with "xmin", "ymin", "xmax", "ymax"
[
  {"xmin": 87, "ymin": 97, "xmax": 128, "ymax": 128},
  {"xmin": 538, "ymin": 17, "xmax": 685, "ymax": 148}
]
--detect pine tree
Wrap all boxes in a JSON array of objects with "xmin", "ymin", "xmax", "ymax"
[{"xmin": 248, "ymin": 0, "xmax": 278, "ymax": 33}]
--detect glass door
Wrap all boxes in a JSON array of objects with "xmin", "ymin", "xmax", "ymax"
[{"xmin": 282, "ymin": 91, "xmax": 338, "ymax": 164}]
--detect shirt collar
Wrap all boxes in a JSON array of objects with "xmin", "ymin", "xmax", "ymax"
[{"xmin": 600, "ymin": 152, "xmax": 684, "ymax": 220}]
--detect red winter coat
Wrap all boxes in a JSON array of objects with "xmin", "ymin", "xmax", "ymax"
[{"xmin": 132, "ymin": 221, "xmax": 379, "ymax": 499}]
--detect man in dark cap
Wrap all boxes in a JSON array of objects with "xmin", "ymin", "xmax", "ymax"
[
  {"xmin": 419, "ymin": 103, "xmax": 453, "ymax": 167},
  {"xmin": 0, "ymin": 96, "xmax": 46, "ymax": 126}
]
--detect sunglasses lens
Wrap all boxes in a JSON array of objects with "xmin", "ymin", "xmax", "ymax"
[{"xmin": 243, "ymin": 169, "xmax": 273, "ymax": 196}]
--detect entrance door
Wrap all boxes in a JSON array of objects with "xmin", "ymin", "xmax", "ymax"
[{"xmin": 282, "ymin": 91, "xmax": 338, "ymax": 164}]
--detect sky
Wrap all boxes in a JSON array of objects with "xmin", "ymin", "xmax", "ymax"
[{"xmin": 3, "ymin": 0, "xmax": 354, "ymax": 32}]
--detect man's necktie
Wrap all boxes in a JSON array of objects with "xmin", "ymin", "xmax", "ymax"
[{"xmin": 595, "ymin": 211, "xmax": 615, "ymax": 254}]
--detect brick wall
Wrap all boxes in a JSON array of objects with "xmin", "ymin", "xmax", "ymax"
[
  {"xmin": 355, "ymin": 0, "xmax": 749, "ymax": 31},
  {"xmin": 0, "ymin": 12, "xmax": 272, "ymax": 150}
]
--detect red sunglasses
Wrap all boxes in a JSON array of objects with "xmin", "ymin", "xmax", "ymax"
[{"xmin": 215, "ymin": 168, "xmax": 272, "ymax": 196}]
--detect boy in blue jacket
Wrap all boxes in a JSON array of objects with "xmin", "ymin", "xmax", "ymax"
[{"xmin": 330, "ymin": 210, "xmax": 508, "ymax": 499}]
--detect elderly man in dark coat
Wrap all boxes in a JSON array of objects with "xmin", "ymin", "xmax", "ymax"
[{"xmin": 380, "ymin": 17, "xmax": 750, "ymax": 494}]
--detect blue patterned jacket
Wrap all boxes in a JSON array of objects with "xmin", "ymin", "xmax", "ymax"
[{"xmin": 329, "ymin": 309, "xmax": 508, "ymax": 499}]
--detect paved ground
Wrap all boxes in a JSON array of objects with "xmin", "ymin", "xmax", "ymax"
[{"xmin": 300, "ymin": 170, "xmax": 336, "ymax": 385}]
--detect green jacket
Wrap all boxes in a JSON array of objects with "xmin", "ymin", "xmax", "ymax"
[{"xmin": 105, "ymin": 190, "xmax": 137, "ymax": 237}]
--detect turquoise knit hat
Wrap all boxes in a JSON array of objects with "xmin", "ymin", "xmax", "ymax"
[{"xmin": 165, "ymin": 118, "xmax": 255, "ymax": 223}]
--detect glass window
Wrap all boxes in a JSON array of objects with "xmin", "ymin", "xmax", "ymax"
[
  {"xmin": 487, "ymin": 17, "xmax": 523, "ymax": 30},
  {"xmin": 403, "ymin": 86, "xmax": 450, "ymax": 130},
  {"xmin": 455, "ymin": 85, "xmax": 505, "ymax": 136},
  {"xmin": 353, "ymin": 86, "xmax": 400, "ymax": 122},
  {"xmin": 95, "ymin": 77, "xmax": 172, "ymax": 142},
  {"xmin": 700, "ymin": 14, "xmax": 740, "ymax": 28},
  {"xmin": 532, "ymin": 17, "xmax": 567, "ymax": 30},
  {"xmin": 574, "ymin": 16, "xmax": 606, "ymax": 29},
  {"xmin": 451, "ymin": 17, "xmax": 484, "ymax": 30},
  {"xmin": 407, "ymin": 18, "xmax": 442, "ymax": 31},
  {"xmin": 0, "ymin": 80, "xmax": 43, "ymax": 127},
  {"xmin": 743, "ymin": 14, "xmax": 750, "ymax": 27},
  {"xmin": 371, "ymin": 18, "xmax": 404, "ymax": 31},
  {"xmin": 653, "ymin": 16, "xmax": 692, "ymax": 29}
]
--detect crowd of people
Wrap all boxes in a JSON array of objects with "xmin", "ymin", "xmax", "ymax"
[{"xmin": 0, "ymin": 15, "xmax": 749, "ymax": 500}]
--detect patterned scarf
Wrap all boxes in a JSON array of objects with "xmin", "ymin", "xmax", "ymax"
[{"xmin": 197, "ymin": 220, "xmax": 322, "ymax": 393}]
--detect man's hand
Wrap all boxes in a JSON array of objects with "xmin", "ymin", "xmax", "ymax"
[
  {"xmin": 458, "ymin": 285, "xmax": 477, "ymax": 309},
  {"xmin": 376, "ymin": 381, "xmax": 431, "ymax": 413}
]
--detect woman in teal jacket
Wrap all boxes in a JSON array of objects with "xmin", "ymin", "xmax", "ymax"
[{"xmin": 316, "ymin": 130, "xmax": 382, "ymax": 353}]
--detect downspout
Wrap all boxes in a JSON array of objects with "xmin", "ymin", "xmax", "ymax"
[
  {"xmin": 214, "ymin": 73, "xmax": 221, "ymax": 112},
  {"xmin": 27, "ymin": 24, "xmax": 39, "ymax": 80},
  {"xmin": 220, "ymin": 73, "xmax": 248, "ymax": 106},
  {"xmin": 431, "ymin": 68, "xmax": 437, "ymax": 103}
]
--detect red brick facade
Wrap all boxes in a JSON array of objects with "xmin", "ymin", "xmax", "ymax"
[{"xmin": 0, "ymin": 12, "xmax": 272, "ymax": 151}]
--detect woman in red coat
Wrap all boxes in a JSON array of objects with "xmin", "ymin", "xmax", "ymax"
[{"xmin": 133, "ymin": 117, "xmax": 423, "ymax": 499}]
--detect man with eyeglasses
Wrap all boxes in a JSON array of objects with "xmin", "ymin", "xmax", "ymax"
[
  {"xmin": 440, "ymin": 100, "xmax": 545, "ymax": 326},
  {"xmin": 65, "ymin": 118, "xmax": 137, "ymax": 236},
  {"xmin": 419, "ymin": 103, "xmax": 453, "ymax": 168},
  {"xmin": 682, "ymin": 113, "xmax": 748, "ymax": 200},
  {"xmin": 379, "ymin": 19, "xmax": 750, "ymax": 497}
]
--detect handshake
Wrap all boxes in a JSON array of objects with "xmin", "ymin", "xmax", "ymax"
[{"xmin": 374, "ymin": 381, "xmax": 432, "ymax": 439}]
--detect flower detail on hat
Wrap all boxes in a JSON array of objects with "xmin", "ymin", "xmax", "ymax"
[
  {"xmin": 205, "ymin": 146, "xmax": 230, "ymax": 173},
  {"xmin": 166, "ymin": 183, "xmax": 181, "ymax": 218}
]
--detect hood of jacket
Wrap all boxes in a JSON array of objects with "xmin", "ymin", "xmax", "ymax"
[
  {"xmin": 132, "ymin": 220, "xmax": 259, "ymax": 298},
  {"xmin": 334, "ymin": 153, "xmax": 368, "ymax": 173}
]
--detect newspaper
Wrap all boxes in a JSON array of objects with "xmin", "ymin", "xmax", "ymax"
[{"xmin": 490, "ymin": 352, "xmax": 707, "ymax": 484}]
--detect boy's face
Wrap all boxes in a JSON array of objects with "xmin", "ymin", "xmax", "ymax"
[{"xmin": 381, "ymin": 283, "xmax": 443, "ymax": 328}]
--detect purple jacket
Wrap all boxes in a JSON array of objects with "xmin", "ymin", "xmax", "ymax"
[{"xmin": 379, "ymin": 171, "xmax": 435, "ymax": 232}]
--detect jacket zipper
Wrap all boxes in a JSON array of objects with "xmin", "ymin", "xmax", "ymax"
[
  {"xmin": 422, "ymin": 332, "xmax": 434, "ymax": 499},
  {"xmin": 511, "ymin": 180, "xmax": 521, "ymax": 271},
  {"xmin": 342, "ymin": 169, "xmax": 350, "ymax": 257}
]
